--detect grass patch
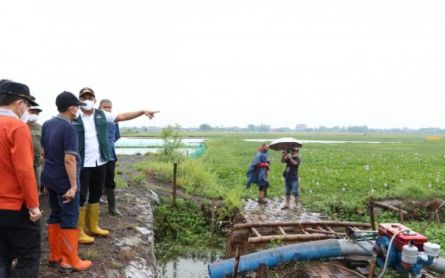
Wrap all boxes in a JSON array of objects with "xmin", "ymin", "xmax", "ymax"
[{"xmin": 154, "ymin": 200, "xmax": 224, "ymax": 261}]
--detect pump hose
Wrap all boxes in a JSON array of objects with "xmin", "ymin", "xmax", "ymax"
[{"xmin": 377, "ymin": 229, "xmax": 408, "ymax": 278}]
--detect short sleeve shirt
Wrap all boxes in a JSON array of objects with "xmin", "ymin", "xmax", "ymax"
[
  {"xmin": 284, "ymin": 155, "xmax": 301, "ymax": 182},
  {"xmin": 41, "ymin": 116, "xmax": 81, "ymax": 194}
]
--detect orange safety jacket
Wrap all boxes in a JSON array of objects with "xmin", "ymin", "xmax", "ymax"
[{"xmin": 0, "ymin": 113, "xmax": 39, "ymax": 211}]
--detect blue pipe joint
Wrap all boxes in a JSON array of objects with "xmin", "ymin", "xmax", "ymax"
[
  {"xmin": 423, "ymin": 256, "xmax": 436, "ymax": 266},
  {"xmin": 376, "ymin": 236, "xmax": 399, "ymax": 269}
]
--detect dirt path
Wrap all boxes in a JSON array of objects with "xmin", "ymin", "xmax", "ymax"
[
  {"xmin": 242, "ymin": 198, "xmax": 327, "ymax": 223},
  {"xmin": 38, "ymin": 155, "xmax": 157, "ymax": 278}
]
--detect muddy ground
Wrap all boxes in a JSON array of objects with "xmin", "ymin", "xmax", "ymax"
[{"xmin": 38, "ymin": 155, "xmax": 158, "ymax": 278}]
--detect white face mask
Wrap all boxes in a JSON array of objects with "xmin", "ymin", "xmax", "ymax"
[
  {"xmin": 20, "ymin": 110, "xmax": 29, "ymax": 123},
  {"xmin": 81, "ymin": 100, "xmax": 95, "ymax": 111},
  {"xmin": 27, "ymin": 114, "xmax": 39, "ymax": 123},
  {"xmin": 17, "ymin": 101, "xmax": 29, "ymax": 123}
]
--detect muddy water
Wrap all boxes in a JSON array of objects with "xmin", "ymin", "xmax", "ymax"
[
  {"xmin": 158, "ymin": 254, "xmax": 221, "ymax": 278},
  {"xmin": 242, "ymin": 197, "xmax": 327, "ymax": 223}
]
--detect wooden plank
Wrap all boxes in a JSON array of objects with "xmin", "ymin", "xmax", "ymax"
[
  {"xmin": 278, "ymin": 226, "xmax": 287, "ymax": 235},
  {"xmin": 304, "ymin": 228, "xmax": 345, "ymax": 236},
  {"xmin": 373, "ymin": 201, "xmax": 408, "ymax": 214},
  {"xmin": 234, "ymin": 221, "xmax": 371, "ymax": 230},
  {"xmin": 251, "ymin": 227, "xmax": 262, "ymax": 238},
  {"xmin": 248, "ymin": 233, "xmax": 330, "ymax": 243}
]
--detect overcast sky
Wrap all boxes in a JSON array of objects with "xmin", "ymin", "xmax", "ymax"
[{"xmin": 1, "ymin": 0, "xmax": 444, "ymax": 129}]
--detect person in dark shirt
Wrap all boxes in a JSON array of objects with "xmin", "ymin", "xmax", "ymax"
[
  {"xmin": 99, "ymin": 99, "xmax": 122, "ymax": 216},
  {"xmin": 41, "ymin": 92, "xmax": 92, "ymax": 271},
  {"xmin": 281, "ymin": 146, "xmax": 301, "ymax": 210}
]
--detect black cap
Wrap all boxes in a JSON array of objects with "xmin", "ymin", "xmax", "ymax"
[
  {"xmin": 56, "ymin": 91, "xmax": 85, "ymax": 111},
  {"xmin": 0, "ymin": 80, "xmax": 38, "ymax": 106},
  {"xmin": 79, "ymin": 87, "xmax": 95, "ymax": 98}
]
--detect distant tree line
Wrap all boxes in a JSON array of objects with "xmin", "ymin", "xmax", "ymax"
[{"xmin": 120, "ymin": 124, "xmax": 445, "ymax": 135}]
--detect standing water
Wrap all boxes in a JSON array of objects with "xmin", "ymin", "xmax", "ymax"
[
  {"xmin": 115, "ymin": 137, "xmax": 205, "ymax": 155},
  {"xmin": 157, "ymin": 253, "xmax": 221, "ymax": 278}
]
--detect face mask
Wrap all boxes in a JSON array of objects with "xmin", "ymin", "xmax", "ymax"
[
  {"xmin": 27, "ymin": 114, "xmax": 39, "ymax": 123},
  {"xmin": 20, "ymin": 110, "xmax": 29, "ymax": 123},
  {"xmin": 18, "ymin": 102, "xmax": 29, "ymax": 123},
  {"xmin": 71, "ymin": 107, "xmax": 80, "ymax": 119},
  {"xmin": 81, "ymin": 100, "xmax": 94, "ymax": 111}
]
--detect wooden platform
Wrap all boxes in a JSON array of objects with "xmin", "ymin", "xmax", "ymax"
[{"xmin": 226, "ymin": 220, "xmax": 371, "ymax": 257}]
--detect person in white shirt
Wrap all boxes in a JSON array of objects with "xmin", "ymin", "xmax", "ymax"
[{"xmin": 72, "ymin": 87, "xmax": 158, "ymax": 244}]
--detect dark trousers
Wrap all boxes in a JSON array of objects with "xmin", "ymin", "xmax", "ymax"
[
  {"xmin": 80, "ymin": 164, "xmax": 106, "ymax": 207},
  {"xmin": 104, "ymin": 160, "xmax": 116, "ymax": 190},
  {"xmin": 0, "ymin": 206, "xmax": 41, "ymax": 272},
  {"xmin": 47, "ymin": 188, "xmax": 80, "ymax": 228}
]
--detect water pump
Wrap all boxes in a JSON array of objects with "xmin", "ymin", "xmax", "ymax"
[{"xmin": 375, "ymin": 223, "xmax": 441, "ymax": 277}]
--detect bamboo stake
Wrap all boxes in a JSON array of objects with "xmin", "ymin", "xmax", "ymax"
[
  {"xmin": 172, "ymin": 163, "xmax": 177, "ymax": 206},
  {"xmin": 368, "ymin": 200, "xmax": 376, "ymax": 231},
  {"xmin": 232, "ymin": 245, "xmax": 241, "ymax": 278}
]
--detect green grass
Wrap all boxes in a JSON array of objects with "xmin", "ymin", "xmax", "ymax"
[
  {"xmin": 200, "ymin": 134, "xmax": 445, "ymax": 214},
  {"xmin": 154, "ymin": 200, "xmax": 224, "ymax": 261},
  {"xmin": 136, "ymin": 132, "xmax": 445, "ymax": 248},
  {"xmin": 133, "ymin": 133, "xmax": 445, "ymax": 213}
]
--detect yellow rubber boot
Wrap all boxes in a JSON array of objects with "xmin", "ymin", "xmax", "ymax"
[
  {"xmin": 77, "ymin": 207, "xmax": 94, "ymax": 244},
  {"xmin": 86, "ymin": 203, "xmax": 109, "ymax": 237}
]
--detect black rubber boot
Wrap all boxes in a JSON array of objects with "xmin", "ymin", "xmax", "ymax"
[
  {"xmin": 106, "ymin": 189, "xmax": 122, "ymax": 216},
  {"xmin": 0, "ymin": 265, "xmax": 11, "ymax": 278},
  {"xmin": 11, "ymin": 267, "xmax": 39, "ymax": 278}
]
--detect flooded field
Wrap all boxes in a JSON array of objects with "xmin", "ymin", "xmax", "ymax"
[{"xmin": 115, "ymin": 137, "xmax": 205, "ymax": 155}]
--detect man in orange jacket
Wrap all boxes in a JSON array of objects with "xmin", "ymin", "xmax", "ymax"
[{"xmin": 0, "ymin": 80, "xmax": 42, "ymax": 278}]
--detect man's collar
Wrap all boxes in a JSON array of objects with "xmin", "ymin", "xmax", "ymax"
[
  {"xmin": 56, "ymin": 114, "xmax": 72, "ymax": 123},
  {"xmin": 0, "ymin": 108, "xmax": 19, "ymax": 119},
  {"xmin": 81, "ymin": 109, "xmax": 95, "ymax": 117}
]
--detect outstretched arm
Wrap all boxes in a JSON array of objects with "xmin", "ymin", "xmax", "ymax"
[{"xmin": 114, "ymin": 110, "xmax": 159, "ymax": 122}]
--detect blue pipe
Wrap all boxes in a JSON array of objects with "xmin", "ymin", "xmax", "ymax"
[{"xmin": 208, "ymin": 239, "xmax": 374, "ymax": 278}]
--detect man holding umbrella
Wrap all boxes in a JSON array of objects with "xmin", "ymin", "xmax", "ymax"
[
  {"xmin": 281, "ymin": 146, "xmax": 301, "ymax": 210},
  {"xmin": 269, "ymin": 137, "xmax": 303, "ymax": 210}
]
